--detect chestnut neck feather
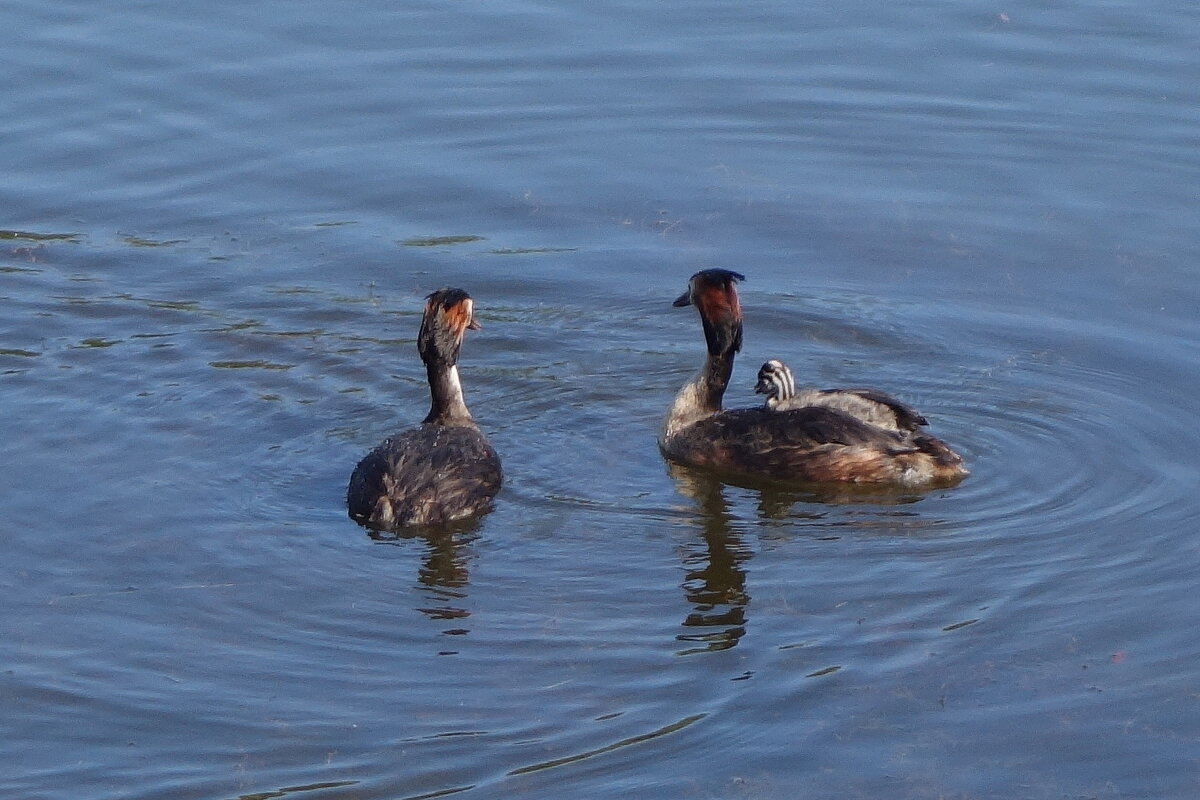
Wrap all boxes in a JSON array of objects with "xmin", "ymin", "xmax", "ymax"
[
  {"xmin": 418, "ymin": 312, "xmax": 472, "ymax": 424},
  {"xmin": 663, "ymin": 271, "xmax": 746, "ymax": 440},
  {"xmin": 695, "ymin": 348, "xmax": 736, "ymax": 409}
]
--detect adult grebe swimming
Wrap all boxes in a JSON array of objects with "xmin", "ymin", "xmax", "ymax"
[
  {"xmin": 347, "ymin": 288, "xmax": 502, "ymax": 528},
  {"xmin": 658, "ymin": 270, "xmax": 967, "ymax": 486}
]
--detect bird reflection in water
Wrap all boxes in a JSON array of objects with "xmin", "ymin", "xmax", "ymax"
[
  {"xmin": 666, "ymin": 463, "xmax": 928, "ymax": 655},
  {"xmin": 367, "ymin": 519, "xmax": 480, "ymax": 630},
  {"xmin": 667, "ymin": 463, "xmax": 755, "ymax": 655}
]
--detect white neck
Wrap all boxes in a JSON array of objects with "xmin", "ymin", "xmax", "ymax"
[
  {"xmin": 424, "ymin": 362, "xmax": 472, "ymax": 424},
  {"xmin": 663, "ymin": 351, "xmax": 733, "ymax": 438}
]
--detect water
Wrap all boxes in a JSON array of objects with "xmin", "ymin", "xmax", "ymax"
[{"xmin": 3, "ymin": 1, "xmax": 1199, "ymax": 798}]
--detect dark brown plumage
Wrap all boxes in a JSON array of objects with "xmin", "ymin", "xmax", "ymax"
[
  {"xmin": 660, "ymin": 271, "xmax": 967, "ymax": 487},
  {"xmin": 347, "ymin": 288, "xmax": 502, "ymax": 528},
  {"xmin": 667, "ymin": 406, "xmax": 964, "ymax": 484}
]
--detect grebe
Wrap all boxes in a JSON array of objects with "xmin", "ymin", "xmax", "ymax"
[
  {"xmin": 347, "ymin": 288, "xmax": 502, "ymax": 528},
  {"xmin": 754, "ymin": 359, "xmax": 928, "ymax": 432},
  {"xmin": 658, "ymin": 270, "xmax": 967, "ymax": 487}
]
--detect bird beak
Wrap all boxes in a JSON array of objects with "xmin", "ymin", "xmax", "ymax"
[
  {"xmin": 672, "ymin": 290, "xmax": 693, "ymax": 307},
  {"xmin": 467, "ymin": 318, "xmax": 482, "ymax": 331}
]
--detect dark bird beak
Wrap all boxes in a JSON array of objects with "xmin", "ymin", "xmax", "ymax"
[{"xmin": 672, "ymin": 290, "xmax": 693, "ymax": 307}]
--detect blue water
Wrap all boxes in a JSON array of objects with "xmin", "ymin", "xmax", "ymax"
[{"xmin": 3, "ymin": 1, "xmax": 1199, "ymax": 798}]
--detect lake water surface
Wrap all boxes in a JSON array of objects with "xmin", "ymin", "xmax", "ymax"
[{"xmin": 4, "ymin": 1, "xmax": 1200, "ymax": 798}]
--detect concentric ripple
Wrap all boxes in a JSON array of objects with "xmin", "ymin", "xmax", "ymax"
[{"xmin": 924, "ymin": 309, "xmax": 1194, "ymax": 546}]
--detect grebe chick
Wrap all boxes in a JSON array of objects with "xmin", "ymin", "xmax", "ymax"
[
  {"xmin": 754, "ymin": 359, "xmax": 928, "ymax": 433},
  {"xmin": 659, "ymin": 270, "xmax": 967, "ymax": 487},
  {"xmin": 347, "ymin": 288, "xmax": 502, "ymax": 528}
]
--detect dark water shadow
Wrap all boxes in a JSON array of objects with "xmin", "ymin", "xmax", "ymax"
[
  {"xmin": 668, "ymin": 460, "xmax": 931, "ymax": 511},
  {"xmin": 231, "ymin": 780, "xmax": 360, "ymax": 800},
  {"xmin": 666, "ymin": 465, "xmax": 753, "ymax": 655},
  {"xmin": 364, "ymin": 517, "xmax": 482, "ymax": 630},
  {"xmin": 665, "ymin": 461, "xmax": 946, "ymax": 655}
]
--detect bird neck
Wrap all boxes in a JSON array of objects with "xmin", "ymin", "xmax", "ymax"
[
  {"xmin": 423, "ymin": 360, "xmax": 473, "ymax": 424},
  {"xmin": 663, "ymin": 349, "xmax": 735, "ymax": 438}
]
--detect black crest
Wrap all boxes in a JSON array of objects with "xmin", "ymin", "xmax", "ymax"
[{"xmin": 418, "ymin": 287, "xmax": 475, "ymax": 365}]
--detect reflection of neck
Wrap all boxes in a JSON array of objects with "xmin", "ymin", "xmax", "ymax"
[
  {"xmin": 424, "ymin": 360, "xmax": 472, "ymax": 424},
  {"xmin": 664, "ymin": 348, "xmax": 735, "ymax": 438}
]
